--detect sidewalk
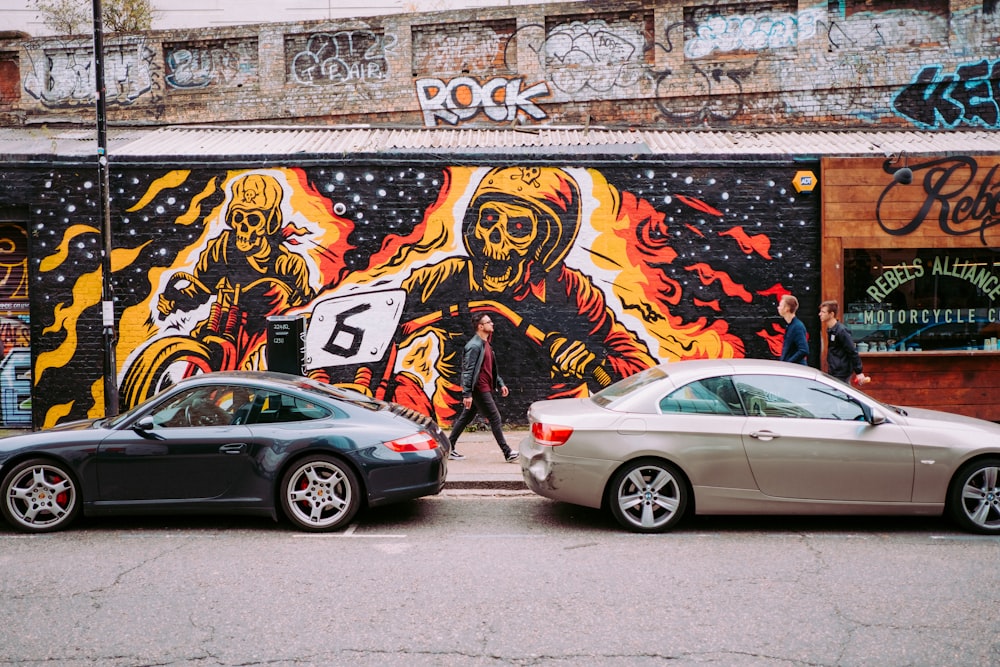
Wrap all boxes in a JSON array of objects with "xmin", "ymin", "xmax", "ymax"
[
  {"xmin": 444, "ymin": 427, "xmax": 529, "ymax": 490},
  {"xmin": 0, "ymin": 427, "xmax": 527, "ymax": 490}
]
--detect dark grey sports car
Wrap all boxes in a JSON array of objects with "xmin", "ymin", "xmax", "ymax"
[{"xmin": 0, "ymin": 371, "xmax": 448, "ymax": 533}]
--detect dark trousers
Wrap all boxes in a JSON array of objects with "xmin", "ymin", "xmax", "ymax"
[{"xmin": 449, "ymin": 390, "xmax": 510, "ymax": 454}]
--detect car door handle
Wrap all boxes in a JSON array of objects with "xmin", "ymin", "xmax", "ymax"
[
  {"xmin": 749, "ymin": 430, "xmax": 779, "ymax": 440},
  {"xmin": 220, "ymin": 443, "xmax": 247, "ymax": 455}
]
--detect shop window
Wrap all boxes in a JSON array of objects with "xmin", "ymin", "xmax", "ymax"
[{"xmin": 844, "ymin": 248, "xmax": 1000, "ymax": 352}]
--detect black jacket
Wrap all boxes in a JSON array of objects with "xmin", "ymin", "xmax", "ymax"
[
  {"xmin": 460, "ymin": 334, "xmax": 506, "ymax": 397},
  {"xmin": 826, "ymin": 320, "xmax": 863, "ymax": 380}
]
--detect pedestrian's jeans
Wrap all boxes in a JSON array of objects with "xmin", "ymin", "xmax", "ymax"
[{"xmin": 448, "ymin": 390, "xmax": 510, "ymax": 455}]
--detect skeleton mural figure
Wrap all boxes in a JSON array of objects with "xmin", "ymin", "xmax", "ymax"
[
  {"xmin": 156, "ymin": 173, "xmax": 313, "ymax": 328},
  {"xmin": 120, "ymin": 172, "xmax": 319, "ymax": 406},
  {"xmin": 365, "ymin": 166, "xmax": 657, "ymax": 423}
]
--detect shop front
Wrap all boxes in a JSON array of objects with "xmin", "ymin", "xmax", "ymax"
[{"xmin": 822, "ymin": 155, "xmax": 1000, "ymax": 421}]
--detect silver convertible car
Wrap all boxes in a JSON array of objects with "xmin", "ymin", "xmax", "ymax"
[{"xmin": 520, "ymin": 359, "xmax": 1000, "ymax": 534}]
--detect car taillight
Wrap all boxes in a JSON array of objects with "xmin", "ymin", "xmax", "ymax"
[
  {"xmin": 532, "ymin": 422, "xmax": 573, "ymax": 446},
  {"xmin": 383, "ymin": 431, "xmax": 439, "ymax": 452}
]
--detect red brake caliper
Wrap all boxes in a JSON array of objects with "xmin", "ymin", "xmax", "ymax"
[
  {"xmin": 53, "ymin": 474, "xmax": 68, "ymax": 508},
  {"xmin": 298, "ymin": 476, "xmax": 309, "ymax": 510}
]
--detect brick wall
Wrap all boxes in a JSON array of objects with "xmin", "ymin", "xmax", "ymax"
[
  {"xmin": 28, "ymin": 160, "xmax": 820, "ymax": 426},
  {"xmin": 2, "ymin": 0, "xmax": 998, "ymax": 130}
]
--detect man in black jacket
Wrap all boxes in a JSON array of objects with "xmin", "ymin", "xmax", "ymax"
[
  {"xmin": 819, "ymin": 300, "xmax": 869, "ymax": 385},
  {"xmin": 448, "ymin": 312, "xmax": 519, "ymax": 462}
]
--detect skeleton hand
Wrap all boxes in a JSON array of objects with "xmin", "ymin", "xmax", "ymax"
[
  {"xmin": 157, "ymin": 272, "xmax": 209, "ymax": 317},
  {"xmin": 545, "ymin": 333, "xmax": 596, "ymax": 379}
]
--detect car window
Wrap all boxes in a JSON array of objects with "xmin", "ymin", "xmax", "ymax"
[
  {"xmin": 733, "ymin": 375, "xmax": 865, "ymax": 421},
  {"xmin": 150, "ymin": 385, "xmax": 248, "ymax": 428},
  {"xmin": 593, "ymin": 366, "xmax": 669, "ymax": 407},
  {"xmin": 660, "ymin": 376, "xmax": 743, "ymax": 415},
  {"xmin": 240, "ymin": 390, "xmax": 331, "ymax": 424}
]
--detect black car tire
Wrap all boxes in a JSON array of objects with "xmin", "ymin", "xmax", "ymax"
[
  {"xmin": 948, "ymin": 458, "xmax": 1000, "ymax": 534},
  {"xmin": 607, "ymin": 458, "xmax": 688, "ymax": 533},
  {"xmin": 280, "ymin": 455, "xmax": 361, "ymax": 532},
  {"xmin": 1, "ymin": 458, "xmax": 81, "ymax": 533}
]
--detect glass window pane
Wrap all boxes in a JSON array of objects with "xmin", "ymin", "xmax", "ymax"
[
  {"xmin": 844, "ymin": 248, "xmax": 1000, "ymax": 351},
  {"xmin": 660, "ymin": 376, "xmax": 742, "ymax": 415},
  {"xmin": 734, "ymin": 375, "xmax": 864, "ymax": 421}
]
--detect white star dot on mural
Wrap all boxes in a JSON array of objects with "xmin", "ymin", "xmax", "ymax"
[{"xmin": 365, "ymin": 174, "xmax": 374, "ymax": 182}]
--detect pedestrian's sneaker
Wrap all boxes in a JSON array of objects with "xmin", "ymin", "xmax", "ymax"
[
  {"xmin": 448, "ymin": 449, "xmax": 466, "ymax": 461},
  {"xmin": 505, "ymin": 450, "xmax": 520, "ymax": 463}
]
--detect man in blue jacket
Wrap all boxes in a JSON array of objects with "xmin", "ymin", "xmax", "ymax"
[
  {"xmin": 448, "ymin": 312, "xmax": 519, "ymax": 462},
  {"xmin": 778, "ymin": 294, "xmax": 809, "ymax": 365}
]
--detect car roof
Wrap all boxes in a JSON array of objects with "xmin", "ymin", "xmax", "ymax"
[
  {"xmin": 658, "ymin": 358, "xmax": 821, "ymax": 380},
  {"xmin": 599, "ymin": 359, "xmax": 824, "ymax": 411}
]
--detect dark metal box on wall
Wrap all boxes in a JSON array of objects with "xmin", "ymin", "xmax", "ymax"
[{"xmin": 266, "ymin": 315, "xmax": 305, "ymax": 375}]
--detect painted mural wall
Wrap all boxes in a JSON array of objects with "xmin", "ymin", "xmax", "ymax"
[
  {"xmin": 2, "ymin": 1, "xmax": 999, "ymax": 129},
  {"xmin": 31, "ymin": 161, "xmax": 820, "ymax": 427}
]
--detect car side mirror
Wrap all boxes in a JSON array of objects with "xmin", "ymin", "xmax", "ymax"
[
  {"xmin": 858, "ymin": 402, "xmax": 886, "ymax": 425},
  {"xmin": 133, "ymin": 416, "xmax": 155, "ymax": 432}
]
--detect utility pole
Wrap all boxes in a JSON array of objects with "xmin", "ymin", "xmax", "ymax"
[{"xmin": 92, "ymin": 0, "xmax": 119, "ymax": 416}]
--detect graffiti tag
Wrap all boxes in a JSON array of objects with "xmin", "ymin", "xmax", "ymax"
[
  {"xmin": 23, "ymin": 39, "xmax": 154, "ymax": 107},
  {"xmin": 165, "ymin": 41, "xmax": 258, "ymax": 90},
  {"xmin": 290, "ymin": 30, "xmax": 395, "ymax": 86},
  {"xmin": 684, "ymin": 8, "xmax": 821, "ymax": 58},
  {"xmin": 415, "ymin": 76, "xmax": 549, "ymax": 126},
  {"xmin": 892, "ymin": 59, "xmax": 1000, "ymax": 129}
]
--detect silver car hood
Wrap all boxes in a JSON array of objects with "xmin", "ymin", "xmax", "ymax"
[{"xmin": 893, "ymin": 405, "xmax": 1000, "ymax": 432}]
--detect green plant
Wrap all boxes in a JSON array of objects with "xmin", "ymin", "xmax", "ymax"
[{"xmin": 31, "ymin": 0, "xmax": 156, "ymax": 35}]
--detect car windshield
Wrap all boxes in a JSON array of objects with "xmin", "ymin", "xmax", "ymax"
[
  {"xmin": 106, "ymin": 400, "xmax": 150, "ymax": 429},
  {"xmin": 592, "ymin": 365, "xmax": 669, "ymax": 408}
]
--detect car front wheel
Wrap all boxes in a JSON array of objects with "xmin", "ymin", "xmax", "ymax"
[
  {"xmin": 948, "ymin": 458, "xmax": 1000, "ymax": 534},
  {"xmin": 1, "ymin": 458, "xmax": 81, "ymax": 533},
  {"xmin": 607, "ymin": 458, "xmax": 688, "ymax": 533},
  {"xmin": 280, "ymin": 456, "xmax": 361, "ymax": 532}
]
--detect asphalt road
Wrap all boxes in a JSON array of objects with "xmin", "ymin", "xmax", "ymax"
[{"xmin": 1, "ymin": 492, "xmax": 998, "ymax": 666}]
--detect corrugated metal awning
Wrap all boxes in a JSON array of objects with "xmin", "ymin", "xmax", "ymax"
[{"xmin": 3, "ymin": 125, "xmax": 1000, "ymax": 159}]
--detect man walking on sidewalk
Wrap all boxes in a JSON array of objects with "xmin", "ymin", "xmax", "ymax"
[
  {"xmin": 819, "ymin": 299, "xmax": 869, "ymax": 386},
  {"xmin": 448, "ymin": 312, "xmax": 519, "ymax": 463}
]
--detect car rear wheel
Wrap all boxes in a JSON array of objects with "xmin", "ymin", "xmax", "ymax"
[
  {"xmin": 948, "ymin": 458, "xmax": 1000, "ymax": 534},
  {"xmin": 1, "ymin": 458, "xmax": 81, "ymax": 533},
  {"xmin": 607, "ymin": 458, "xmax": 687, "ymax": 533},
  {"xmin": 280, "ymin": 456, "xmax": 361, "ymax": 532}
]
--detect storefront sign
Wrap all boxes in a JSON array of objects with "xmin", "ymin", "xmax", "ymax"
[
  {"xmin": 865, "ymin": 254, "xmax": 1000, "ymax": 302},
  {"xmin": 876, "ymin": 156, "xmax": 1000, "ymax": 244},
  {"xmin": 845, "ymin": 247, "xmax": 999, "ymax": 351}
]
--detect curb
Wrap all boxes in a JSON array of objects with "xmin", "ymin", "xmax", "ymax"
[{"xmin": 445, "ymin": 474, "xmax": 526, "ymax": 490}]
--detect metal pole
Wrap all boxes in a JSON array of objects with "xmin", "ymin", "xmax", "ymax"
[{"xmin": 92, "ymin": 0, "xmax": 119, "ymax": 416}]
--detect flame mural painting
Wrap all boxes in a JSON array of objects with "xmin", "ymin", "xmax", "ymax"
[{"xmin": 31, "ymin": 163, "xmax": 819, "ymax": 428}]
